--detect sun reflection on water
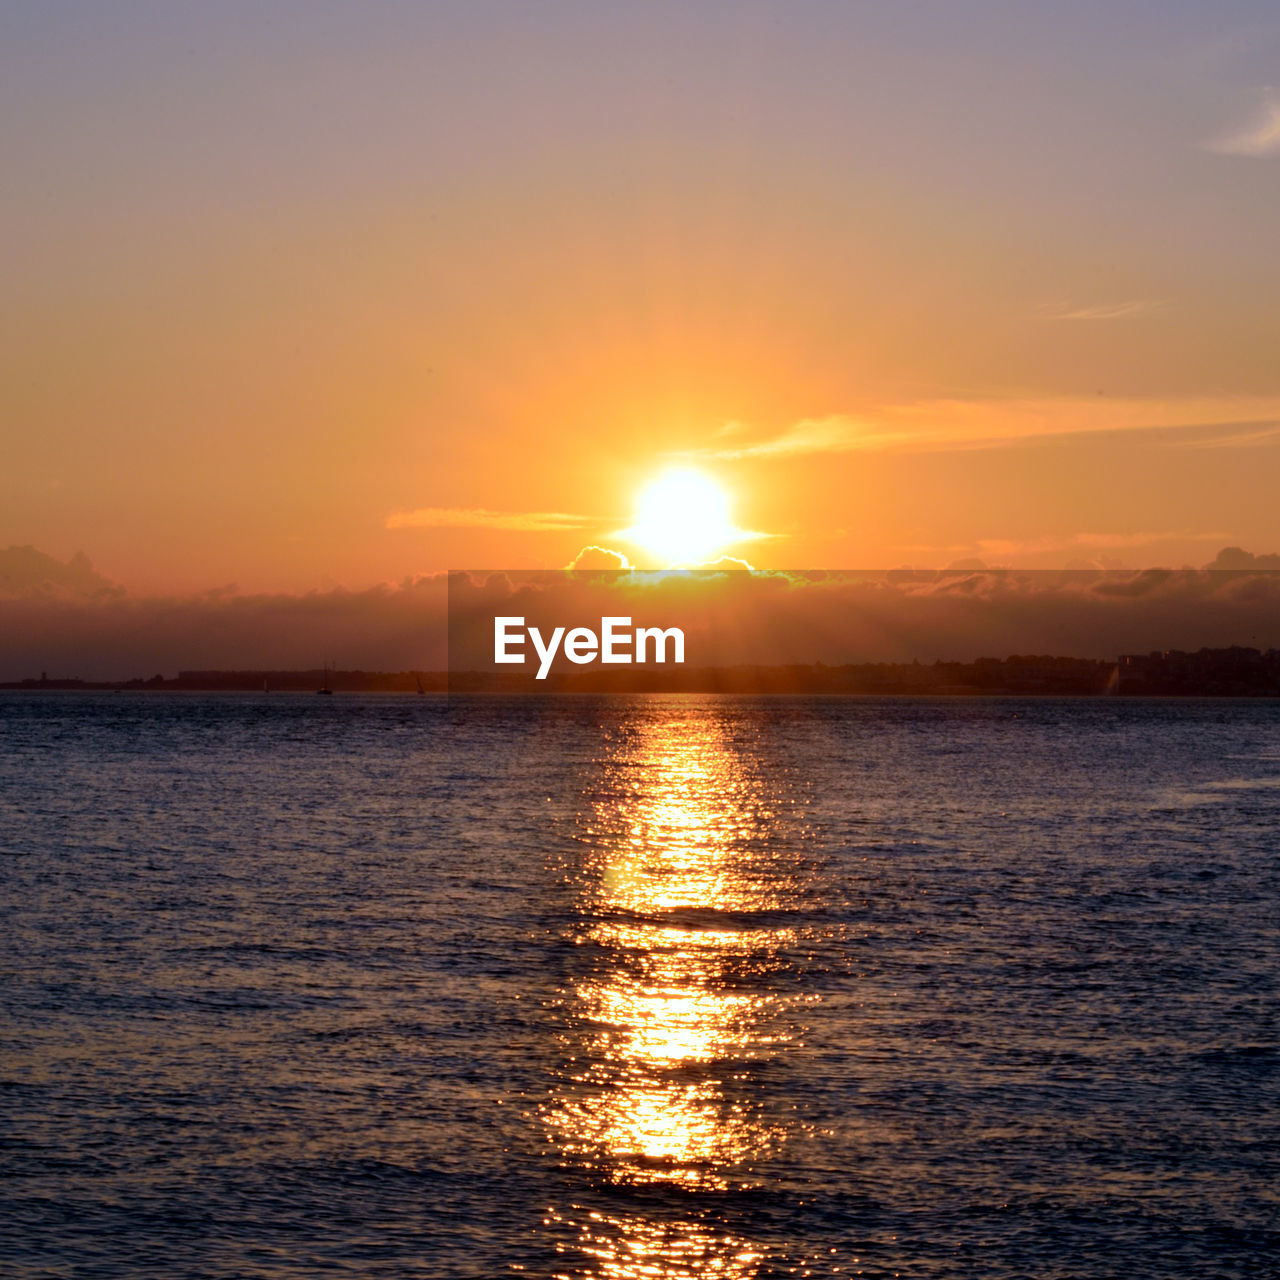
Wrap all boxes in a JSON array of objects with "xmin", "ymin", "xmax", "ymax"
[
  {"xmin": 543, "ymin": 708, "xmax": 808, "ymax": 1277},
  {"xmin": 545, "ymin": 1205, "xmax": 765, "ymax": 1280}
]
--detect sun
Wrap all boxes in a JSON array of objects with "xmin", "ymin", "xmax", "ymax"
[{"xmin": 624, "ymin": 468, "xmax": 739, "ymax": 566}]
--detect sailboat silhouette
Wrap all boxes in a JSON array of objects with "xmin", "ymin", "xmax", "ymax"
[{"xmin": 317, "ymin": 664, "xmax": 334, "ymax": 695}]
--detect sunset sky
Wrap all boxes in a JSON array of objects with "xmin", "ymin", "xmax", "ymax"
[{"xmin": 5, "ymin": 1, "xmax": 1280, "ymax": 594}]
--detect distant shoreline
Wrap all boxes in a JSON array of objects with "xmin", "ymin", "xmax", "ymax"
[{"xmin": 5, "ymin": 646, "xmax": 1279, "ymax": 696}]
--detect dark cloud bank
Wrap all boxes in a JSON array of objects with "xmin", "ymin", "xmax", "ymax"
[
  {"xmin": 2, "ymin": 546, "xmax": 1278, "ymax": 682},
  {"xmin": 0, "ymin": 547, "xmax": 448, "ymax": 681}
]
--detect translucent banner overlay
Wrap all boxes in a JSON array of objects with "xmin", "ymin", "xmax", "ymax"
[{"xmin": 446, "ymin": 568, "xmax": 1280, "ymax": 694}]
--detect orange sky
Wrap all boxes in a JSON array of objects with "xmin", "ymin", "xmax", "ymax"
[{"xmin": 4, "ymin": 4, "xmax": 1280, "ymax": 592}]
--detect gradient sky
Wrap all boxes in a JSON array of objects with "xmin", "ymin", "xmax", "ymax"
[{"xmin": 4, "ymin": 1, "xmax": 1280, "ymax": 592}]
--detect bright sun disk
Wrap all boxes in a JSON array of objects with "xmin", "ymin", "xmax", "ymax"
[{"xmin": 626, "ymin": 468, "xmax": 737, "ymax": 566}]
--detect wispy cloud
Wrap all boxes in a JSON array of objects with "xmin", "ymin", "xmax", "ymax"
[
  {"xmin": 386, "ymin": 507, "xmax": 592, "ymax": 532},
  {"xmin": 1205, "ymin": 88, "xmax": 1280, "ymax": 156},
  {"xmin": 1175, "ymin": 421, "xmax": 1280, "ymax": 449},
  {"xmin": 693, "ymin": 415, "xmax": 911, "ymax": 460},
  {"xmin": 974, "ymin": 531, "xmax": 1232, "ymax": 557},
  {"xmin": 690, "ymin": 396, "xmax": 1280, "ymax": 460},
  {"xmin": 611, "ymin": 522, "xmax": 774, "ymax": 553},
  {"xmin": 1040, "ymin": 300, "xmax": 1164, "ymax": 321}
]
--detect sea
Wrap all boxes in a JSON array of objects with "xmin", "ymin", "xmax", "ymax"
[{"xmin": 1, "ymin": 692, "xmax": 1277, "ymax": 1279}]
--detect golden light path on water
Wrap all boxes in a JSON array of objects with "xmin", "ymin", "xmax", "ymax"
[{"xmin": 543, "ymin": 708, "xmax": 811, "ymax": 1278}]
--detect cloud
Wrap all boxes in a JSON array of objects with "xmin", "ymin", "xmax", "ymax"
[
  {"xmin": 694, "ymin": 555, "xmax": 757, "ymax": 571},
  {"xmin": 386, "ymin": 507, "xmax": 592, "ymax": 531},
  {"xmin": 0, "ymin": 545, "xmax": 124, "ymax": 601},
  {"xmin": 7, "ymin": 552, "xmax": 1280, "ymax": 682},
  {"xmin": 1206, "ymin": 546, "xmax": 1280, "ymax": 570},
  {"xmin": 690, "ymin": 395, "xmax": 1280, "ymax": 460},
  {"xmin": 1041, "ymin": 300, "xmax": 1164, "ymax": 321},
  {"xmin": 447, "ymin": 560, "xmax": 1280, "ymax": 671},
  {"xmin": 0, "ymin": 572, "xmax": 449, "ymax": 681},
  {"xmin": 1175, "ymin": 422, "xmax": 1280, "ymax": 449},
  {"xmin": 611, "ymin": 524, "xmax": 774, "ymax": 559},
  {"xmin": 695, "ymin": 415, "xmax": 911, "ymax": 460},
  {"xmin": 974, "ymin": 530, "xmax": 1232, "ymax": 558},
  {"xmin": 566, "ymin": 545, "xmax": 633, "ymax": 570},
  {"xmin": 1206, "ymin": 89, "xmax": 1280, "ymax": 157}
]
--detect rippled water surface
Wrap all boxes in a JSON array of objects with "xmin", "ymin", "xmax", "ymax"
[{"xmin": 1, "ymin": 693, "xmax": 1278, "ymax": 1277}]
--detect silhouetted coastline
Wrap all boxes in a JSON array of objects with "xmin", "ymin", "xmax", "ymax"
[
  {"xmin": 0, "ymin": 669, "xmax": 446, "ymax": 693},
  {"xmin": 6, "ymin": 646, "xmax": 1280, "ymax": 695}
]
